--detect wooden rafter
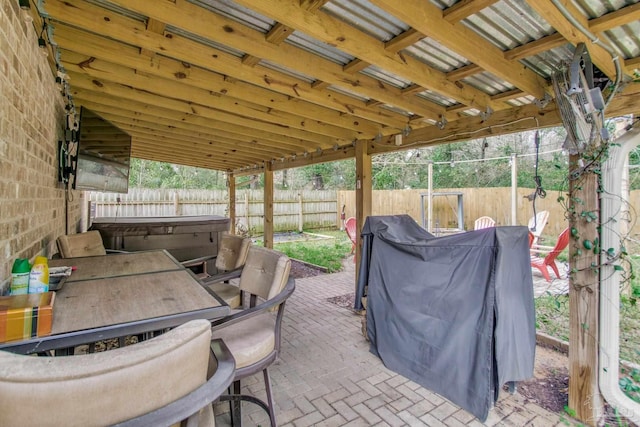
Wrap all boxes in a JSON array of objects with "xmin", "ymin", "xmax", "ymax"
[
  {"xmin": 525, "ymin": 0, "xmax": 624, "ymax": 80},
  {"xmin": 234, "ymin": 0, "xmax": 498, "ymax": 110},
  {"xmin": 371, "ymin": 0, "xmax": 548, "ymax": 99}
]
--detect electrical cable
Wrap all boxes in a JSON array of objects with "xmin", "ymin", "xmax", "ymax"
[{"xmin": 530, "ymin": 130, "xmax": 547, "ymax": 232}]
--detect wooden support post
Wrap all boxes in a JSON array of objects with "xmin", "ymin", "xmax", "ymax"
[
  {"xmin": 298, "ymin": 193, "xmax": 304, "ymax": 233},
  {"xmin": 427, "ymin": 161, "xmax": 433, "ymax": 232},
  {"xmin": 355, "ymin": 140, "xmax": 372, "ymax": 285},
  {"xmin": 568, "ymin": 155, "xmax": 602, "ymax": 425},
  {"xmin": 173, "ymin": 191, "xmax": 180, "ymax": 215},
  {"xmin": 264, "ymin": 163, "xmax": 274, "ymax": 249},
  {"xmin": 511, "ymin": 154, "xmax": 518, "ymax": 225},
  {"xmin": 228, "ymin": 174, "xmax": 236, "ymax": 234}
]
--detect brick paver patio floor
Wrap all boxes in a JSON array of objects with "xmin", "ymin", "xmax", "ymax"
[{"xmin": 214, "ymin": 269, "xmax": 569, "ymax": 426}]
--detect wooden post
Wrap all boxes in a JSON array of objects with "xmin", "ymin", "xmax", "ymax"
[
  {"xmin": 355, "ymin": 140, "xmax": 372, "ymax": 285},
  {"xmin": 568, "ymin": 154, "xmax": 602, "ymax": 425},
  {"xmin": 173, "ymin": 191, "xmax": 180, "ymax": 215},
  {"xmin": 228, "ymin": 174, "xmax": 236, "ymax": 234},
  {"xmin": 511, "ymin": 153, "xmax": 518, "ymax": 225},
  {"xmin": 264, "ymin": 163, "xmax": 274, "ymax": 249},
  {"xmin": 244, "ymin": 192, "xmax": 249, "ymax": 231},
  {"xmin": 427, "ymin": 161, "xmax": 433, "ymax": 232},
  {"xmin": 298, "ymin": 193, "xmax": 304, "ymax": 232}
]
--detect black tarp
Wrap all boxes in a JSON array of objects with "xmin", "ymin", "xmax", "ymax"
[{"xmin": 355, "ymin": 215, "xmax": 535, "ymax": 422}]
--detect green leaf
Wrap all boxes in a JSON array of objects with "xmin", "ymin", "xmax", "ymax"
[{"xmin": 583, "ymin": 240, "xmax": 593, "ymax": 250}]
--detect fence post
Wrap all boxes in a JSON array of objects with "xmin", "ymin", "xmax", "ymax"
[
  {"xmin": 174, "ymin": 191, "xmax": 180, "ymax": 215},
  {"xmin": 244, "ymin": 192, "xmax": 249, "ymax": 232},
  {"xmin": 298, "ymin": 193, "xmax": 304, "ymax": 232}
]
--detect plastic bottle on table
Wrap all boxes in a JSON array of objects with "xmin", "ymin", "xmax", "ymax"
[
  {"xmin": 10, "ymin": 258, "xmax": 31, "ymax": 295},
  {"xmin": 28, "ymin": 256, "xmax": 49, "ymax": 294}
]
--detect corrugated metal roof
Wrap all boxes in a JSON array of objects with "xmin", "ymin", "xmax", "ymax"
[
  {"xmin": 360, "ymin": 65, "xmax": 413, "ymax": 89},
  {"xmin": 285, "ymin": 31, "xmax": 354, "ymax": 65},
  {"xmin": 189, "ymin": 0, "xmax": 274, "ymax": 32},
  {"xmin": 404, "ymin": 38, "xmax": 470, "ymax": 73},
  {"xmin": 415, "ymin": 90, "xmax": 459, "ymax": 107},
  {"xmin": 168, "ymin": 25, "xmax": 246, "ymax": 58},
  {"xmin": 322, "ymin": 0, "xmax": 408, "ymax": 41},
  {"xmin": 462, "ymin": 1, "xmax": 555, "ymax": 51}
]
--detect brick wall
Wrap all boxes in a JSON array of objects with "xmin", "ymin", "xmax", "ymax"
[{"xmin": 0, "ymin": 0, "xmax": 84, "ymax": 294}]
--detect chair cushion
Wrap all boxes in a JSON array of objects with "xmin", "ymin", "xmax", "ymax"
[
  {"xmin": 239, "ymin": 246, "xmax": 291, "ymax": 301},
  {"xmin": 209, "ymin": 282, "xmax": 241, "ymax": 309},
  {"xmin": 0, "ymin": 320, "xmax": 212, "ymax": 427},
  {"xmin": 56, "ymin": 230, "xmax": 107, "ymax": 258},
  {"xmin": 211, "ymin": 312, "xmax": 276, "ymax": 369},
  {"xmin": 215, "ymin": 234, "xmax": 251, "ymax": 271}
]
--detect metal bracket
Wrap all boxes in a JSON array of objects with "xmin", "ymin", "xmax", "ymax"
[
  {"xmin": 479, "ymin": 107, "xmax": 493, "ymax": 122},
  {"xmin": 533, "ymin": 93, "xmax": 552, "ymax": 109}
]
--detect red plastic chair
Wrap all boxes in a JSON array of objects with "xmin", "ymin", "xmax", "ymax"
[
  {"xmin": 345, "ymin": 217, "xmax": 357, "ymax": 255},
  {"xmin": 530, "ymin": 227, "xmax": 570, "ymax": 282}
]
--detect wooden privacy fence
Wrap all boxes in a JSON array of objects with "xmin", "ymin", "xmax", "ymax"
[
  {"xmin": 338, "ymin": 188, "xmax": 640, "ymax": 239},
  {"xmin": 89, "ymin": 189, "xmax": 338, "ymax": 233},
  {"xmin": 91, "ymin": 187, "xmax": 640, "ymax": 239}
]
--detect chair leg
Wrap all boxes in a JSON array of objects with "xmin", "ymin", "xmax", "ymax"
[
  {"xmin": 550, "ymin": 262, "xmax": 562, "ymax": 279},
  {"xmin": 263, "ymin": 368, "xmax": 276, "ymax": 427},
  {"xmin": 230, "ymin": 380, "xmax": 242, "ymax": 427}
]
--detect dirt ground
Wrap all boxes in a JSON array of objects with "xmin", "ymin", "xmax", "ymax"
[{"xmin": 292, "ymin": 259, "xmax": 636, "ymax": 426}]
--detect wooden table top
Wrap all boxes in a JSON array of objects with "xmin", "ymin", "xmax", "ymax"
[
  {"xmin": 50, "ymin": 250, "xmax": 183, "ymax": 282},
  {"xmin": 2, "ymin": 250, "xmax": 229, "ymax": 354}
]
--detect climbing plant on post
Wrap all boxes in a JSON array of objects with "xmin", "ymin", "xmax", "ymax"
[{"xmin": 567, "ymin": 153, "xmax": 602, "ymax": 424}]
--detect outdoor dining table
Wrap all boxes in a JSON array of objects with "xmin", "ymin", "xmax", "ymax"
[{"xmin": 0, "ymin": 250, "xmax": 229, "ymax": 355}]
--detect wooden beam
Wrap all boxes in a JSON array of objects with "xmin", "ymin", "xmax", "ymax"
[
  {"xmin": 54, "ymin": 26, "xmax": 384, "ymax": 137},
  {"xmin": 589, "ymin": 2, "xmax": 640, "ymax": 33},
  {"xmin": 504, "ymin": 32, "xmax": 567, "ymax": 61},
  {"xmin": 237, "ymin": 0, "xmax": 497, "ymax": 110},
  {"xmin": 263, "ymin": 163, "xmax": 274, "ymax": 249},
  {"xmin": 60, "ymin": 50, "xmax": 358, "ymax": 143},
  {"xmin": 265, "ymin": 22, "xmax": 293, "ymax": 44},
  {"xmin": 371, "ymin": 0, "xmax": 547, "ymax": 99},
  {"xmin": 228, "ymin": 174, "xmax": 236, "ymax": 234},
  {"xmin": 240, "ymin": 54, "xmax": 262, "ymax": 67},
  {"xmin": 44, "ymin": 0, "xmax": 430, "ymax": 127},
  {"xmin": 443, "ymin": 0, "xmax": 499, "ymax": 23},
  {"xmin": 384, "ymin": 28, "xmax": 425, "ymax": 52},
  {"xmin": 344, "ymin": 59, "xmax": 370, "ymax": 74},
  {"xmin": 525, "ymin": 0, "xmax": 622, "ymax": 80},
  {"xmin": 446, "ymin": 63, "xmax": 482, "ymax": 82},
  {"xmin": 67, "ymin": 75, "xmax": 318, "ymax": 152},
  {"xmin": 61, "ymin": 58, "xmax": 343, "ymax": 148},
  {"xmin": 568, "ymin": 155, "xmax": 602, "ymax": 425},
  {"xmin": 354, "ymin": 140, "xmax": 372, "ymax": 288},
  {"xmin": 73, "ymin": 90, "xmax": 310, "ymax": 156}
]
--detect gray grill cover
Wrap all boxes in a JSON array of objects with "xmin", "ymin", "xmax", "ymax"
[{"xmin": 355, "ymin": 215, "xmax": 535, "ymax": 422}]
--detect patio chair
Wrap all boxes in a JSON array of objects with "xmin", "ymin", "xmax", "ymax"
[
  {"xmin": 0, "ymin": 319, "xmax": 235, "ymax": 427},
  {"xmin": 530, "ymin": 227, "xmax": 570, "ymax": 282},
  {"xmin": 210, "ymin": 246, "xmax": 295, "ymax": 427},
  {"xmin": 474, "ymin": 216, "xmax": 496, "ymax": 230},
  {"xmin": 192, "ymin": 233, "xmax": 252, "ymax": 309},
  {"xmin": 527, "ymin": 210, "xmax": 550, "ymax": 247},
  {"xmin": 345, "ymin": 216, "xmax": 357, "ymax": 255}
]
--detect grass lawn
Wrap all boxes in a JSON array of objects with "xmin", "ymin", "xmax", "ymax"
[{"xmin": 273, "ymin": 229, "xmax": 353, "ymax": 272}]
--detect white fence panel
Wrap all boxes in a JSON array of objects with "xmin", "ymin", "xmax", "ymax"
[{"xmin": 90, "ymin": 188, "xmax": 338, "ymax": 234}]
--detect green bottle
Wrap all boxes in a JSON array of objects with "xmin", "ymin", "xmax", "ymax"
[{"xmin": 11, "ymin": 258, "xmax": 31, "ymax": 295}]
